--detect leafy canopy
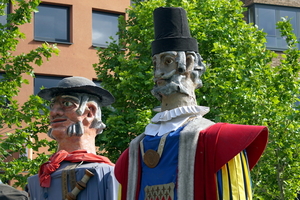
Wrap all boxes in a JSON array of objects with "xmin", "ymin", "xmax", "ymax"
[
  {"xmin": 94, "ymin": 0, "xmax": 299, "ymax": 199},
  {"xmin": 0, "ymin": 0, "xmax": 59, "ymax": 187}
]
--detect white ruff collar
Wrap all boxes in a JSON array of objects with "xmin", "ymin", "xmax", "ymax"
[{"xmin": 144, "ymin": 106, "xmax": 210, "ymax": 136}]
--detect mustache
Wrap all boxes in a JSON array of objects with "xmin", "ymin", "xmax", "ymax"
[
  {"xmin": 47, "ymin": 121, "xmax": 84, "ymax": 139},
  {"xmin": 153, "ymin": 69, "xmax": 176, "ymax": 82}
]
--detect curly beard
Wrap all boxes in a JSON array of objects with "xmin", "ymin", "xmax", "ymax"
[{"xmin": 151, "ymin": 74, "xmax": 194, "ymax": 101}]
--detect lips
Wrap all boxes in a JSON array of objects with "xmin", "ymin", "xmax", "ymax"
[{"xmin": 50, "ymin": 118, "xmax": 67, "ymax": 124}]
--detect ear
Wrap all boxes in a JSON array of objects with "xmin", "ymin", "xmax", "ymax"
[{"xmin": 86, "ymin": 103, "xmax": 96, "ymax": 119}]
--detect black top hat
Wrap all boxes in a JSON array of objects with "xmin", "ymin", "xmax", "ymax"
[
  {"xmin": 151, "ymin": 7, "xmax": 198, "ymax": 56},
  {"xmin": 37, "ymin": 76, "xmax": 115, "ymax": 107}
]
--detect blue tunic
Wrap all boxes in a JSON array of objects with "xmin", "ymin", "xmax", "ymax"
[
  {"xmin": 139, "ymin": 126, "xmax": 184, "ymax": 200},
  {"xmin": 138, "ymin": 125, "xmax": 253, "ymax": 200}
]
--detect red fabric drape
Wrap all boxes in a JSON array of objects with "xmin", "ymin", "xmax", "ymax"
[{"xmin": 38, "ymin": 150, "xmax": 114, "ymax": 188}]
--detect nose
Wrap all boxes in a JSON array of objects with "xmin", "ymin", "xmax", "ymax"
[
  {"xmin": 154, "ymin": 67, "xmax": 165, "ymax": 78},
  {"xmin": 49, "ymin": 102, "xmax": 64, "ymax": 118}
]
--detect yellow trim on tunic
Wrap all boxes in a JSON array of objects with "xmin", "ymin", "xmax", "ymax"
[
  {"xmin": 217, "ymin": 152, "xmax": 252, "ymax": 200},
  {"xmin": 118, "ymin": 184, "xmax": 122, "ymax": 200}
]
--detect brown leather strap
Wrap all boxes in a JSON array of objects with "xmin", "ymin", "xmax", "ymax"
[
  {"xmin": 69, "ymin": 169, "xmax": 76, "ymax": 190},
  {"xmin": 61, "ymin": 163, "xmax": 78, "ymax": 199},
  {"xmin": 61, "ymin": 170, "xmax": 68, "ymax": 199}
]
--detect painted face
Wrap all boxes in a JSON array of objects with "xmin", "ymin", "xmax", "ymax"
[
  {"xmin": 49, "ymin": 95, "xmax": 84, "ymax": 139},
  {"xmin": 153, "ymin": 51, "xmax": 178, "ymax": 87},
  {"xmin": 151, "ymin": 51, "xmax": 197, "ymax": 101}
]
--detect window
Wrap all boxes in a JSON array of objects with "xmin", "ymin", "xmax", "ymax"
[
  {"xmin": 34, "ymin": 75, "xmax": 65, "ymax": 95},
  {"xmin": 248, "ymin": 4, "xmax": 300, "ymax": 50},
  {"xmin": 0, "ymin": 4, "xmax": 9, "ymax": 25},
  {"xmin": 92, "ymin": 11, "xmax": 119, "ymax": 47},
  {"xmin": 34, "ymin": 4, "xmax": 70, "ymax": 43},
  {"xmin": 34, "ymin": 76, "xmax": 101, "ymax": 95}
]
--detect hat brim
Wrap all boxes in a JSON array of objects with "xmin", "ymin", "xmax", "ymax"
[{"xmin": 38, "ymin": 85, "xmax": 115, "ymax": 107}]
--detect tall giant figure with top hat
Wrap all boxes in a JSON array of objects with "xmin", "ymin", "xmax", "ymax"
[
  {"xmin": 114, "ymin": 7, "xmax": 268, "ymax": 200},
  {"xmin": 27, "ymin": 76, "xmax": 118, "ymax": 200}
]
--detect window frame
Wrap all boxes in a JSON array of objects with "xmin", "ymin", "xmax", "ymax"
[
  {"xmin": 248, "ymin": 4, "xmax": 300, "ymax": 51},
  {"xmin": 34, "ymin": 75, "xmax": 66, "ymax": 95},
  {"xmin": 92, "ymin": 10, "xmax": 120, "ymax": 47},
  {"xmin": 34, "ymin": 3, "xmax": 71, "ymax": 44},
  {"xmin": 0, "ymin": 3, "xmax": 10, "ymax": 25}
]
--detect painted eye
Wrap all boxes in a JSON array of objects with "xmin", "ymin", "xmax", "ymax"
[
  {"xmin": 62, "ymin": 101, "xmax": 73, "ymax": 107},
  {"xmin": 165, "ymin": 58, "xmax": 173, "ymax": 65}
]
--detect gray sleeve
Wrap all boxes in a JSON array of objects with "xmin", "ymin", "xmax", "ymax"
[{"xmin": 81, "ymin": 164, "xmax": 119, "ymax": 200}]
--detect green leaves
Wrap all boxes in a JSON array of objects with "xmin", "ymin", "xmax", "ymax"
[
  {"xmin": 0, "ymin": 0, "xmax": 58, "ymax": 188},
  {"xmin": 94, "ymin": 0, "xmax": 300, "ymax": 199}
]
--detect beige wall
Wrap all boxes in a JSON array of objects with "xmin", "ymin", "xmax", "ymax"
[{"xmin": 14, "ymin": 0, "xmax": 130, "ymax": 104}]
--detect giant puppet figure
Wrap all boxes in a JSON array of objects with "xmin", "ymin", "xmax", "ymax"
[
  {"xmin": 114, "ymin": 7, "xmax": 268, "ymax": 200},
  {"xmin": 27, "ymin": 77, "xmax": 118, "ymax": 200}
]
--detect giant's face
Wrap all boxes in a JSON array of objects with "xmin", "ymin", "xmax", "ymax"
[
  {"xmin": 151, "ymin": 51, "xmax": 197, "ymax": 101},
  {"xmin": 152, "ymin": 51, "xmax": 178, "ymax": 87},
  {"xmin": 48, "ymin": 95, "xmax": 86, "ymax": 140}
]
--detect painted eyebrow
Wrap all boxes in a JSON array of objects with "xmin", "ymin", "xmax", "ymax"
[
  {"xmin": 60, "ymin": 95, "xmax": 79, "ymax": 101},
  {"xmin": 50, "ymin": 95, "xmax": 80, "ymax": 103},
  {"xmin": 153, "ymin": 51, "xmax": 177, "ymax": 60},
  {"xmin": 160, "ymin": 52, "xmax": 177, "ymax": 60}
]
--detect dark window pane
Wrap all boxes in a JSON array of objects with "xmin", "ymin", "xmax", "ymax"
[
  {"xmin": 34, "ymin": 4, "xmax": 70, "ymax": 42},
  {"xmin": 92, "ymin": 11, "xmax": 119, "ymax": 47},
  {"xmin": 280, "ymin": 10, "xmax": 297, "ymax": 25},
  {"xmin": 258, "ymin": 7, "xmax": 276, "ymax": 36},
  {"xmin": 265, "ymin": 36, "xmax": 277, "ymax": 48},
  {"xmin": 248, "ymin": 6, "xmax": 254, "ymax": 24},
  {"xmin": 34, "ymin": 75, "xmax": 64, "ymax": 95},
  {"xmin": 0, "ymin": 4, "xmax": 8, "ymax": 25},
  {"xmin": 253, "ymin": 4, "xmax": 300, "ymax": 50},
  {"xmin": 34, "ymin": 76, "xmax": 101, "ymax": 96}
]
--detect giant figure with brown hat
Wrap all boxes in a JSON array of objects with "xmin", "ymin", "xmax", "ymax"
[
  {"xmin": 114, "ymin": 7, "xmax": 268, "ymax": 200},
  {"xmin": 27, "ymin": 76, "xmax": 118, "ymax": 200}
]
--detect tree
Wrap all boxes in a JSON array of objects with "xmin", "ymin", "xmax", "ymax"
[
  {"xmin": 94, "ymin": 0, "xmax": 300, "ymax": 199},
  {"xmin": 0, "ymin": 0, "xmax": 59, "ymax": 187}
]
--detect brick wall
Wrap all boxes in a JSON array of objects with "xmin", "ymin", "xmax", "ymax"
[{"xmin": 241, "ymin": 0, "xmax": 300, "ymax": 7}]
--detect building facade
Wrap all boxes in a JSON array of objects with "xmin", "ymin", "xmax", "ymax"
[
  {"xmin": 9, "ymin": 0, "xmax": 130, "ymax": 160},
  {"xmin": 16, "ymin": 0, "xmax": 130, "ymax": 101},
  {"xmin": 242, "ymin": 0, "xmax": 300, "ymax": 51}
]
